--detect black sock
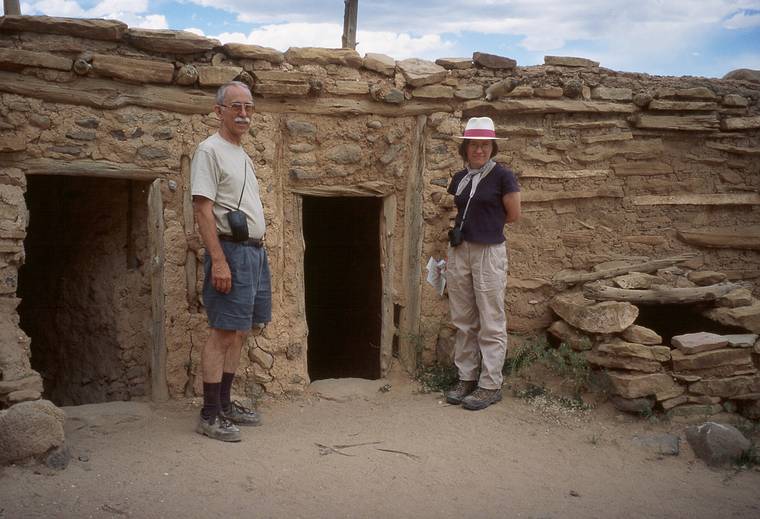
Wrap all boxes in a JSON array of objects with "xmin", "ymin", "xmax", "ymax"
[
  {"xmin": 220, "ymin": 372, "xmax": 235, "ymax": 410},
  {"xmin": 201, "ymin": 382, "xmax": 221, "ymax": 421}
]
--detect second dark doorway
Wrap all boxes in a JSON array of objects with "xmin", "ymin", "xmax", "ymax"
[{"xmin": 303, "ymin": 196, "xmax": 382, "ymax": 381}]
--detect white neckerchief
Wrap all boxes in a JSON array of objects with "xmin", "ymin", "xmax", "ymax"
[{"xmin": 455, "ymin": 159, "xmax": 495, "ymax": 197}]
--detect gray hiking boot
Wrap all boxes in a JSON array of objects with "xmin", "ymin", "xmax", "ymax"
[
  {"xmin": 462, "ymin": 387, "xmax": 503, "ymax": 410},
  {"xmin": 445, "ymin": 380, "xmax": 477, "ymax": 405},
  {"xmin": 196, "ymin": 414, "xmax": 241, "ymax": 442},
  {"xmin": 221, "ymin": 400, "xmax": 261, "ymax": 426}
]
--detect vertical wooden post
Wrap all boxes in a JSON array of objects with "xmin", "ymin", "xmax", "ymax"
[
  {"xmin": 379, "ymin": 194, "xmax": 396, "ymax": 376},
  {"xmin": 148, "ymin": 179, "xmax": 169, "ymax": 402},
  {"xmin": 397, "ymin": 115, "xmax": 427, "ymax": 374},
  {"xmin": 181, "ymin": 155, "xmax": 197, "ymax": 309},
  {"xmin": 342, "ymin": 0, "xmax": 358, "ymax": 49},
  {"xmin": 4, "ymin": 1, "xmax": 21, "ymax": 15}
]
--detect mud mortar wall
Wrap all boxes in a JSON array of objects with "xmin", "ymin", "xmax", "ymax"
[{"xmin": 0, "ymin": 16, "xmax": 758, "ymax": 405}]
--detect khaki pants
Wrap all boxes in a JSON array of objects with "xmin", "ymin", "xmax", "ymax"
[{"xmin": 446, "ymin": 241, "xmax": 508, "ymax": 390}]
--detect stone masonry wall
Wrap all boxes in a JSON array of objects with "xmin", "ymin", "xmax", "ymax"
[{"xmin": 0, "ymin": 16, "xmax": 758, "ymax": 414}]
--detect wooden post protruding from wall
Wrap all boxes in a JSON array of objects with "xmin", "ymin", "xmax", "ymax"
[
  {"xmin": 3, "ymin": 1, "xmax": 21, "ymax": 15},
  {"xmin": 148, "ymin": 179, "xmax": 169, "ymax": 402},
  {"xmin": 342, "ymin": 0, "xmax": 358, "ymax": 49}
]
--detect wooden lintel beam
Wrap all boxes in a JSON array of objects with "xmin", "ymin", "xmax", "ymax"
[{"xmin": 4, "ymin": 158, "xmax": 171, "ymax": 180}]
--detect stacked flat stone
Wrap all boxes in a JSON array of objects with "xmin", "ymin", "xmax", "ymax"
[{"xmin": 549, "ymin": 265, "xmax": 760, "ymax": 419}]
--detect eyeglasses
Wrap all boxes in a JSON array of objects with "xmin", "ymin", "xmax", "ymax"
[
  {"xmin": 220, "ymin": 102, "xmax": 255, "ymax": 113},
  {"xmin": 468, "ymin": 141, "xmax": 493, "ymax": 149}
]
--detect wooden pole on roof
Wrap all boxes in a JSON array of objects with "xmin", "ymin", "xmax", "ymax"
[
  {"xmin": 342, "ymin": 0, "xmax": 358, "ymax": 49},
  {"xmin": 4, "ymin": 1, "xmax": 22, "ymax": 15}
]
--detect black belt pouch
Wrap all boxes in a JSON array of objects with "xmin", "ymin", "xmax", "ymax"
[{"xmin": 226, "ymin": 210, "xmax": 249, "ymax": 242}]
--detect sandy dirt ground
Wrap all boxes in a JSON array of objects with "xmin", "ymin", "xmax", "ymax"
[{"xmin": 1, "ymin": 372, "xmax": 759, "ymax": 519}]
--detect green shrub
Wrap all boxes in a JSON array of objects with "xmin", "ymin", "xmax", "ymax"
[
  {"xmin": 416, "ymin": 364, "xmax": 459, "ymax": 393},
  {"xmin": 506, "ymin": 335, "xmax": 591, "ymax": 396}
]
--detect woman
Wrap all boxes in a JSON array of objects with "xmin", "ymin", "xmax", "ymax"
[{"xmin": 445, "ymin": 116, "xmax": 521, "ymax": 410}]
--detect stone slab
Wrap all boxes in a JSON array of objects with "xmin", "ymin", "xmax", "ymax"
[
  {"xmin": 550, "ymin": 292, "xmax": 638, "ymax": 334},
  {"xmin": 412, "ymin": 85, "xmax": 454, "ymax": 99},
  {"xmin": 128, "ymin": 29, "xmax": 218, "ymax": 54},
  {"xmin": 546, "ymin": 320, "xmax": 592, "ymax": 351},
  {"xmin": 671, "ymin": 347, "xmax": 751, "ymax": 371},
  {"xmin": 223, "ymin": 43, "xmax": 283, "ymax": 63},
  {"xmin": 689, "ymin": 375, "xmax": 760, "ymax": 398},
  {"xmin": 435, "ymin": 58, "xmax": 473, "ymax": 70},
  {"xmin": 544, "ymin": 56, "xmax": 599, "ymax": 67},
  {"xmin": 397, "ymin": 58, "xmax": 447, "ymax": 87},
  {"xmin": 326, "ymin": 80, "xmax": 370, "ymax": 96},
  {"xmin": 0, "ymin": 15, "xmax": 126, "ymax": 41},
  {"xmin": 197, "ymin": 65, "xmax": 243, "ymax": 87},
  {"xmin": 722, "ymin": 334, "xmax": 758, "ymax": 348},
  {"xmin": 605, "ymin": 371, "xmax": 684, "ymax": 401},
  {"xmin": 721, "ymin": 116, "xmax": 760, "ymax": 131},
  {"xmin": 473, "ymin": 52, "xmax": 516, "ymax": 69},
  {"xmin": 363, "ymin": 53, "xmax": 396, "ymax": 76},
  {"xmin": 621, "ymin": 325, "xmax": 663, "ymax": 345},
  {"xmin": 704, "ymin": 303, "xmax": 760, "ymax": 333},
  {"xmin": 585, "ymin": 351, "xmax": 662, "ymax": 373},
  {"xmin": 591, "ymin": 86, "xmax": 632, "ymax": 101},
  {"xmin": 671, "ymin": 332, "xmax": 728, "ymax": 354},
  {"xmin": 597, "ymin": 339, "xmax": 670, "ymax": 362},
  {"xmin": 92, "ymin": 54, "xmax": 174, "ymax": 84},
  {"xmin": 285, "ymin": 47, "xmax": 362, "ymax": 68},
  {"xmin": 0, "ymin": 48, "xmax": 72, "ymax": 71}
]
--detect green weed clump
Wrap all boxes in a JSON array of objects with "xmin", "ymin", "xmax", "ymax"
[
  {"xmin": 416, "ymin": 364, "xmax": 459, "ymax": 393},
  {"xmin": 506, "ymin": 336, "xmax": 591, "ymax": 397}
]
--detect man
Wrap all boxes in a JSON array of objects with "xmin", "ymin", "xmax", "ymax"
[{"xmin": 191, "ymin": 81, "xmax": 271, "ymax": 442}]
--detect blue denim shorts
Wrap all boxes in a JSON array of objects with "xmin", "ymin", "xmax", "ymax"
[{"xmin": 203, "ymin": 241, "xmax": 272, "ymax": 331}]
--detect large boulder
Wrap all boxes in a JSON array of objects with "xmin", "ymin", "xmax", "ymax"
[
  {"xmin": 550, "ymin": 292, "xmax": 639, "ymax": 333},
  {"xmin": 0, "ymin": 400, "xmax": 65, "ymax": 464},
  {"xmin": 685, "ymin": 422, "xmax": 751, "ymax": 467}
]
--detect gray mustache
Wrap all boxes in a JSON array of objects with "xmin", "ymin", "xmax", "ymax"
[{"xmin": 235, "ymin": 117, "xmax": 250, "ymax": 124}]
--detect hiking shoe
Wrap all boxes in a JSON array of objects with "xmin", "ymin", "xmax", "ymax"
[
  {"xmin": 445, "ymin": 380, "xmax": 477, "ymax": 405},
  {"xmin": 462, "ymin": 387, "xmax": 502, "ymax": 410},
  {"xmin": 196, "ymin": 414, "xmax": 241, "ymax": 442},
  {"xmin": 221, "ymin": 400, "xmax": 261, "ymax": 426}
]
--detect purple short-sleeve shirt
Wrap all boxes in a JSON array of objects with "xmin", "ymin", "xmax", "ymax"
[{"xmin": 447, "ymin": 163, "xmax": 520, "ymax": 244}]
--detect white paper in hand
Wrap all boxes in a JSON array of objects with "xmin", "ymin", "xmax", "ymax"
[{"xmin": 425, "ymin": 257, "xmax": 447, "ymax": 296}]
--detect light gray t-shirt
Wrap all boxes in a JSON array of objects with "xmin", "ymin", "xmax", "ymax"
[{"xmin": 191, "ymin": 132, "xmax": 266, "ymax": 239}]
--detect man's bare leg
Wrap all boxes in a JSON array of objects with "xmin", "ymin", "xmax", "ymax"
[
  {"xmin": 196, "ymin": 328, "xmax": 241, "ymax": 441},
  {"xmin": 218, "ymin": 330, "xmax": 261, "ymax": 426}
]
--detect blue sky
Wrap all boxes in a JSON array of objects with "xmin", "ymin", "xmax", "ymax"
[{"xmin": 19, "ymin": 0, "xmax": 760, "ymax": 78}]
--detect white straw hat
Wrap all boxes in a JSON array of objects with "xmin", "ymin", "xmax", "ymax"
[{"xmin": 453, "ymin": 116, "xmax": 507, "ymax": 140}]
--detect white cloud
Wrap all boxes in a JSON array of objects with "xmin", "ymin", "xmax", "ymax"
[
  {"xmin": 723, "ymin": 11, "xmax": 760, "ymax": 29},
  {"xmin": 356, "ymin": 31, "xmax": 453, "ymax": 60},
  {"xmin": 133, "ymin": 14, "xmax": 168, "ymax": 30},
  {"xmin": 242, "ymin": 22, "xmax": 342, "ymax": 49},
  {"xmin": 87, "ymin": 0, "xmax": 148, "ymax": 17},
  {"xmin": 183, "ymin": 27, "xmax": 206, "ymax": 37},
  {"xmin": 25, "ymin": 0, "xmax": 85, "ymax": 17},
  {"xmin": 205, "ymin": 22, "xmax": 452, "ymax": 60}
]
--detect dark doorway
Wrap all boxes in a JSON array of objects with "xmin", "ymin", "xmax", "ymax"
[
  {"xmin": 18, "ymin": 175, "xmax": 152, "ymax": 406},
  {"xmin": 303, "ymin": 196, "xmax": 382, "ymax": 380},
  {"xmin": 635, "ymin": 304, "xmax": 747, "ymax": 345}
]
